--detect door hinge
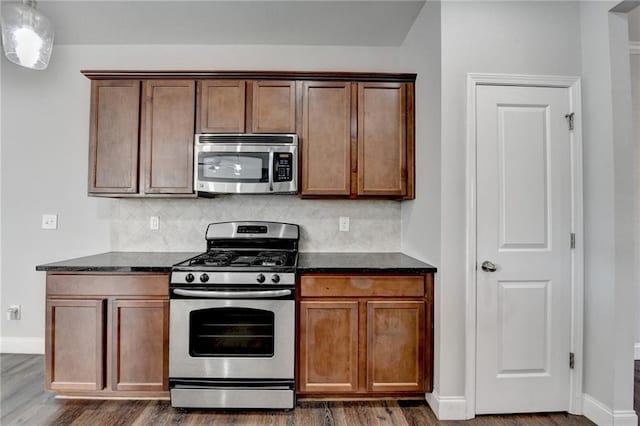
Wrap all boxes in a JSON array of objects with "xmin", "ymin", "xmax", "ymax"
[
  {"xmin": 569, "ymin": 352, "xmax": 575, "ymax": 369},
  {"xmin": 565, "ymin": 112, "xmax": 575, "ymax": 131},
  {"xmin": 570, "ymin": 233, "xmax": 576, "ymax": 249}
]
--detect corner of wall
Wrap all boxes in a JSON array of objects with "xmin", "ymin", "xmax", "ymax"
[
  {"xmin": 425, "ymin": 391, "xmax": 469, "ymax": 420},
  {"xmin": 582, "ymin": 393, "xmax": 638, "ymax": 426}
]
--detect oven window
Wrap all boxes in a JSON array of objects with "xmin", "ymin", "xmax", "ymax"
[
  {"xmin": 189, "ymin": 307, "xmax": 275, "ymax": 357},
  {"xmin": 199, "ymin": 153, "xmax": 268, "ymax": 182}
]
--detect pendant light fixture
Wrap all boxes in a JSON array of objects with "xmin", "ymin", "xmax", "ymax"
[{"xmin": 1, "ymin": 0, "xmax": 54, "ymax": 70}]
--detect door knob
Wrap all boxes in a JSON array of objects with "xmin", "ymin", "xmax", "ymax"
[{"xmin": 481, "ymin": 261, "xmax": 497, "ymax": 272}]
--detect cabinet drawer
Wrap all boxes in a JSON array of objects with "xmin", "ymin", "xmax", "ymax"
[
  {"xmin": 300, "ymin": 275, "xmax": 424, "ymax": 298},
  {"xmin": 47, "ymin": 273, "xmax": 169, "ymax": 297}
]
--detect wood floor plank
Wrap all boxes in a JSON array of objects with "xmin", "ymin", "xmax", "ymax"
[{"xmin": 0, "ymin": 355, "xmax": 628, "ymax": 425}]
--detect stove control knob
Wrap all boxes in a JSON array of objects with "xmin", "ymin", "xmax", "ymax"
[
  {"xmin": 185, "ymin": 273, "xmax": 195, "ymax": 283},
  {"xmin": 271, "ymin": 274, "xmax": 280, "ymax": 284},
  {"xmin": 256, "ymin": 273, "xmax": 266, "ymax": 283},
  {"xmin": 199, "ymin": 273, "xmax": 209, "ymax": 283}
]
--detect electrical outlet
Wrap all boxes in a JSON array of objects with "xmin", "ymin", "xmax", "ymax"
[
  {"xmin": 6, "ymin": 305, "xmax": 20, "ymax": 321},
  {"xmin": 150, "ymin": 216, "xmax": 160, "ymax": 230},
  {"xmin": 339, "ymin": 216, "xmax": 350, "ymax": 232},
  {"xmin": 41, "ymin": 214, "xmax": 58, "ymax": 230}
]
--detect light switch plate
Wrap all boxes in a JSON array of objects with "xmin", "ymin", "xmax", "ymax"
[
  {"xmin": 339, "ymin": 216, "xmax": 350, "ymax": 232},
  {"xmin": 150, "ymin": 216, "xmax": 160, "ymax": 230},
  {"xmin": 41, "ymin": 214, "xmax": 58, "ymax": 230}
]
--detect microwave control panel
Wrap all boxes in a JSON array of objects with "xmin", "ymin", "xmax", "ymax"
[{"xmin": 274, "ymin": 153, "xmax": 293, "ymax": 182}]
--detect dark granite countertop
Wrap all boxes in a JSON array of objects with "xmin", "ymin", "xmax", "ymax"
[
  {"xmin": 36, "ymin": 251, "xmax": 436, "ymax": 274},
  {"xmin": 297, "ymin": 252, "xmax": 437, "ymax": 273},
  {"xmin": 36, "ymin": 252, "xmax": 199, "ymax": 273}
]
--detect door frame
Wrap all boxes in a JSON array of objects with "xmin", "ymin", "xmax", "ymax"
[{"xmin": 464, "ymin": 73, "xmax": 584, "ymax": 418}]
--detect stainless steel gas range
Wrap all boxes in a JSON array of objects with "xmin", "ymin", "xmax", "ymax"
[{"xmin": 169, "ymin": 221, "xmax": 298, "ymax": 409}]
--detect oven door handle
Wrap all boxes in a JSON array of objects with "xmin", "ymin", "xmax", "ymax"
[{"xmin": 172, "ymin": 289, "xmax": 292, "ymax": 299}]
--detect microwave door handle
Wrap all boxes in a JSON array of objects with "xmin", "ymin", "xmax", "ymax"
[
  {"xmin": 268, "ymin": 150, "xmax": 274, "ymax": 192},
  {"xmin": 173, "ymin": 289, "xmax": 291, "ymax": 299}
]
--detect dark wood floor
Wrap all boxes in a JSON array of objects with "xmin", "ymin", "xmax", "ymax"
[{"xmin": 1, "ymin": 354, "xmax": 623, "ymax": 425}]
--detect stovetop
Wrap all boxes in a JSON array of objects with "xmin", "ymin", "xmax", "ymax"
[
  {"xmin": 174, "ymin": 249, "xmax": 297, "ymax": 271},
  {"xmin": 171, "ymin": 221, "xmax": 299, "ymax": 283}
]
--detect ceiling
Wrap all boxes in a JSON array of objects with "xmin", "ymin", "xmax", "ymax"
[{"xmin": 29, "ymin": 0, "xmax": 425, "ymax": 46}]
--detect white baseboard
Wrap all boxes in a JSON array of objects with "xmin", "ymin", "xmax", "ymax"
[
  {"xmin": 425, "ymin": 391, "xmax": 469, "ymax": 420},
  {"xmin": 0, "ymin": 337, "xmax": 44, "ymax": 354},
  {"xmin": 582, "ymin": 393, "xmax": 638, "ymax": 426},
  {"xmin": 634, "ymin": 343, "xmax": 640, "ymax": 360}
]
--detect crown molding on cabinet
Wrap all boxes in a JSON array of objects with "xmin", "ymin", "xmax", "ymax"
[{"xmin": 81, "ymin": 70, "xmax": 417, "ymax": 83}]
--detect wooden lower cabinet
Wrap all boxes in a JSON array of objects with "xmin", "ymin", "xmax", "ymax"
[
  {"xmin": 112, "ymin": 299, "xmax": 169, "ymax": 392},
  {"xmin": 45, "ymin": 273, "xmax": 169, "ymax": 398},
  {"xmin": 366, "ymin": 301, "xmax": 425, "ymax": 392},
  {"xmin": 297, "ymin": 274, "xmax": 433, "ymax": 398},
  {"xmin": 299, "ymin": 301, "xmax": 359, "ymax": 392},
  {"xmin": 45, "ymin": 299, "xmax": 106, "ymax": 391}
]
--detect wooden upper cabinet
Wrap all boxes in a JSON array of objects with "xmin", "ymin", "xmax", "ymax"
[
  {"xmin": 141, "ymin": 80, "xmax": 195, "ymax": 194},
  {"xmin": 251, "ymin": 80, "xmax": 296, "ymax": 133},
  {"xmin": 366, "ymin": 301, "xmax": 425, "ymax": 393},
  {"xmin": 357, "ymin": 82, "xmax": 407, "ymax": 197},
  {"xmin": 88, "ymin": 80, "xmax": 140, "ymax": 194},
  {"xmin": 299, "ymin": 301, "xmax": 359, "ymax": 393},
  {"xmin": 300, "ymin": 81, "xmax": 414, "ymax": 199},
  {"xmin": 112, "ymin": 299, "xmax": 169, "ymax": 392},
  {"xmin": 45, "ymin": 299, "xmax": 106, "ymax": 392},
  {"xmin": 301, "ymin": 82, "xmax": 352, "ymax": 196},
  {"xmin": 198, "ymin": 80, "xmax": 246, "ymax": 133},
  {"xmin": 196, "ymin": 79, "xmax": 295, "ymax": 134},
  {"xmin": 84, "ymin": 73, "xmax": 415, "ymax": 200}
]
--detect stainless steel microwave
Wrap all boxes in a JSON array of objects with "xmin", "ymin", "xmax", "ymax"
[{"xmin": 194, "ymin": 134, "xmax": 298, "ymax": 195}]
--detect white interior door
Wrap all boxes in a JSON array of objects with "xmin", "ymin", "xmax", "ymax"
[{"xmin": 475, "ymin": 85, "xmax": 572, "ymax": 414}]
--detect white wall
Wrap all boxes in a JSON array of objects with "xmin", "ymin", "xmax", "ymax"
[
  {"xmin": 633, "ymin": 52, "xmax": 640, "ymax": 349},
  {"xmin": 0, "ymin": 4, "xmax": 441, "ymax": 352},
  {"xmin": 628, "ymin": 0, "xmax": 640, "ymax": 359},
  {"xmin": 579, "ymin": 3, "xmax": 636, "ymax": 418},
  {"xmin": 400, "ymin": 0, "xmax": 441, "ymax": 266},
  {"xmin": 439, "ymin": 0, "xmax": 582, "ymax": 401},
  {"xmin": 629, "ymin": 5, "xmax": 640, "ymax": 41},
  {"xmin": 0, "ymin": 36, "xmax": 3, "ymax": 339},
  {"xmin": 1, "ymin": 56, "xmax": 113, "ymax": 352}
]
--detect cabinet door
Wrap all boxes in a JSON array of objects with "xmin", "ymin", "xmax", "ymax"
[
  {"xmin": 299, "ymin": 301, "xmax": 359, "ymax": 393},
  {"xmin": 88, "ymin": 80, "xmax": 140, "ymax": 194},
  {"xmin": 45, "ymin": 299, "xmax": 106, "ymax": 391},
  {"xmin": 198, "ymin": 80, "xmax": 245, "ymax": 133},
  {"xmin": 366, "ymin": 301, "xmax": 425, "ymax": 392},
  {"xmin": 141, "ymin": 80, "xmax": 195, "ymax": 194},
  {"xmin": 112, "ymin": 299, "xmax": 169, "ymax": 392},
  {"xmin": 357, "ymin": 82, "xmax": 407, "ymax": 196},
  {"xmin": 301, "ymin": 82, "xmax": 352, "ymax": 196},
  {"xmin": 251, "ymin": 81, "xmax": 296, "ymax": 133}
]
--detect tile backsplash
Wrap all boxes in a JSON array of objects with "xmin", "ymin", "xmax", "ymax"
[{"xmin": 111, "ymin": 196, "xmax": 401, "ymax": 252}]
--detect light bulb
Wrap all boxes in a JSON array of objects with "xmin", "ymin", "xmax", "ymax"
[
  {"xmin": 1, "ymin": 2, "xmax": 54, "ymax": 70},
  {"xmin": 13, "ymin": 27, "xmax": 43, "ymax": 68}
]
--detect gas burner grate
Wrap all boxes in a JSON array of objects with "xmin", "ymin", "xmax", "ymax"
[
  {"xmin": 189, "ymin": 252, "xmax": 235, "ymax": 267},
  {"xmin": 177, "ymin": 248, "xmax": 296, "ymax": 270},
  {"xmin": 256, "ymin": 252, "xmax": 288, "ymax": 266}
]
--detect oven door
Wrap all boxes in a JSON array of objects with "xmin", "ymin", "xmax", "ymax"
[
  {"xmin": 195, "ymin": 144, "xmax": 297, "ymax": 194},
  {"xmin": 169, "ymin": 297, "xmax": 294, "ymax": 380}
]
